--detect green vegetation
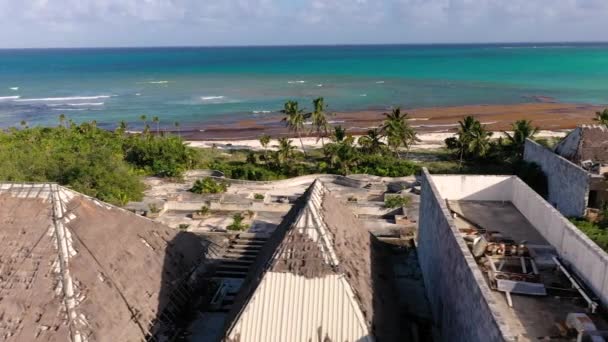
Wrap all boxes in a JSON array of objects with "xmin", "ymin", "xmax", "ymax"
[
  {"xmin": 0, "ymin": 119, "xmax": 196, "ymax": 205},
  {"xmin": 190, "ymin": 177, "xmax": 229, "ymax": 194},
  {"xmin": 381, "ymin": 107, "xmax": 418, "ymax": 156},
  {"xmin": 594, "ymin": 108, "xmax": 608, "ymax": 127},
  {"xmin": 282, "ymin": 100, "xmax": 307, "ymax": 156},
  {"xmin": 385, "ymin": 195, "xmax": 412, "ymax": 209},
  {"xmin": 197, "ymin": 205, "xmax": 210, "ymax": 216},
  {"xmin": 253, "ymin": 193, "xmax": 265, "ymax": 200},
  {"xmin": 570, "ymin": 218, "xmax": 608, "ymax": 252},
  {"xmin": 178, "ymin": 224, "xmax": 190, "ymax": 231},
  {"xmin": 227, "ymin": 213, "xmax": 248, "ymax": 231}
]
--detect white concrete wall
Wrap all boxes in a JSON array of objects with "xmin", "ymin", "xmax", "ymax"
[
  {"xmin": 524, "ymin": 139, "xmax": 589, "ymax": 217},
  {"xmin": 510, "ymin": 177, "xmax": 608, "ymax": 306},
  {"xmin": 430, "ymin": 172, "xmax": 608, "ymax": 307},
  {"xmin": 430, "ymin": 175, "xmax": 513, "ymax": 201}
]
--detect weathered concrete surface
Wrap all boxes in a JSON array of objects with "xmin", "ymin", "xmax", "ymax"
[
  {"xmin": 418, "ymin": 170, "xmax": 512, "ymax": 342},
  {"xmin": 524, "ymin": 139, "xmax": 589, "ymax": 217}
]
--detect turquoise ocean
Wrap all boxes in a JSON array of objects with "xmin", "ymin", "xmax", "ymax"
[{"xmin": 1, "ymin": 43, "xmax": 607, "ymax": 129}]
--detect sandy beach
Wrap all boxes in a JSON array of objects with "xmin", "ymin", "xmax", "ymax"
[
  {"xmin": 187, "ymin": 130, "xmax": 568, "ymax": 151},
  {"xmin": 182, "ymin": 101, "xmax": 599, "ymax": 150},
  {"xmin": 178, "ymin": 102, "xmax": 604, "ymax": 142}
]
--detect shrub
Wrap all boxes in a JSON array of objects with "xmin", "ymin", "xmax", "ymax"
[
  {"xmin": 123, "ymin": 134, "xmax": 195, "ymax": 177},
  {"xmin": 227, "ymin": 213, "xmax": 248, "ymax": 231},
  {"xmin": 254, "ymin": 193, "xmax": 265, "ymax": 200},
  {"xmin": 570, "ymin": 218, "xmax": 608, "ymax": 252},
  {"xmin": 197, "ymin": 206, "xmax": 210, "ymax": 216},
  {"xmin": 191, "ymin": 177, "xmax": 229, "ymax": 194},
  {"xmin": 385, "ymin": 196, "xmax": 411, "ymax": 209},
  {"xmin": 149, "ymin": 203, "xmax": 161, "ymax": 213},
  {"xmin": 178, "ymin": 224, "xmax": 190, "ymax": 231}
]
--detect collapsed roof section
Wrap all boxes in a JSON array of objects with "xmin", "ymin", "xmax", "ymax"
[
  {"xmin": 226, "ymin": 180, "xmax": 375, "ymax": 342},
  {"xmin": 555, "ymin": 124, "xmax": 608, "ymax": 166},
  {"xmin": 0, "ymin": 183, "xmax": 205, "ymax": 342}
]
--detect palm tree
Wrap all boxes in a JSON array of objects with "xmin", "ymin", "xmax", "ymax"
[
  {"xmin": 454, "ymin": 115, "xmax": 478, "ymax": 166},
  {"xmin": 594, "ymin": 108, "xmax": 608, "ymax": 127},
  {"xmin": 275, "ymin": 137, "xmax": 296, "ymax": 167},
  {"xmin": 281, "ymin": 100, "xmax": 307, "ymax": 156},
  {"xmin": 453, "ymin": 115, "xmax": 494, "ymax": 164},
  {"xmin": 504, "ymin": 120, "xmax": 539, "ymax": 158},
  {"xmin": 331, "ymin": 125, "xmax": 347, "ymax": 143},
  {"xmin": 152, "ymin": 116, "xmax": 160, "ymax": 134},
  {"xmin": 259, "ymin": 134, "xmax": 271, "ymax": 163},
  {"xmin": 358, "ymin": 128, "xmax": 386, "ymax": 154},
  {"xmin": 381, "ymin": 107, "xmax": 418, "ymax": 156},
  {"xmin": 174, "ymin": 121, "xmax": 180, "ymax": 137},
  {"xmin": 117, "ymin": 120, "xmax": 128, "ymax": 135},
  {"xmin": 311, "ymin": 97, "xmax": 330, "ymax": 148},
  {"xmin": 468, "ymin": 123, "xmax": 493, "ymax": 159},
  {"xmin": 58, "ymin": 114, "xmax": 66, "ymax": 128}
]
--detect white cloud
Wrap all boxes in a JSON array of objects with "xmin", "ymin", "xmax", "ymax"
[{"xmin": 0, "ymin": 0, "xmax": 606, "ymax": 47}]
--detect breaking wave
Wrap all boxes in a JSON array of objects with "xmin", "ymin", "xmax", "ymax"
[
  {"xmin": 288, "ymin": 80, "xmax": 306, "ymax": 84},
  {"xmin": 0, "ymin": 96, "xmax": 20, "ymax": 101},
  {"xmin": 201, "ymin": 96, "xmax": 226, "ymax": 101},
  {"xmin": 15, "ymin": 95, "xmax": 111, "ymax": 102}
]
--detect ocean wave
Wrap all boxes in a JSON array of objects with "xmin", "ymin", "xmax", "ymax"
[
  {"xmin": 0, "ymin": 96, "xmax": 20, "ymax": 101},
  {"xmin": 9, "ymin": 87, "xmax": 19, "ymax": 91},
  {"xmin": 288, "ymin": 80, "xmax": 306, "ymax": 84},
  {"xmin": 67, "ymin": 102, "xmax": 104, "ymax": 106},
  {"xmin": 52, "ymin": 108, "xmax": 88, "ymax": 111},
  {"xmin": 147, "ymin": 81, "xmax": 170, "ymax": 84},
  {"xmin": 252, "ymin": 110, "xmax": 272, "ymax": 114},
  {"xmin": 15, "ymin": 95, "xmax": 111, "ymax": 102},
  {"xmin": 375, "ymin": 81, "xmax": 385, "ymax": 84},
  {"xmin": 316, "ymin": 84, "xmax": 323, "ymax": 87},
  {"xmin": 201, "ymin": 96, "xmax": 226, "ymax": 101},
  {"xmin": 360, "ymin": 94, "xmax": 367, "ymax": 97}
]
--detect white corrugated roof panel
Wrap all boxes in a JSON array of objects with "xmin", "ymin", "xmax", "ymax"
[{"xmin": 227, "ymin": 272, "xmax": 372, "ymax": 342}]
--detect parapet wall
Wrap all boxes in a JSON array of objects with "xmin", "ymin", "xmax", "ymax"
[
  {"xmin": 511, "ymin": 177, "xmax": 608, "ymax": 307},
  {"xmin": 524, "ymin": 139, "xmax": 589, "ymax": 217},
  {"xmin": 418, "ymin": 170, "xmax": 512, "ymax": 342}
]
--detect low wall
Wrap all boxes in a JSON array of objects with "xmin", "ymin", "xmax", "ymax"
[
  {"xmin": 430, "ymin": 175, "xmax": 513, "ymax": 201},
  {"xmin": 165, "ymin": 201, "xmax": 291, "ymax": 213},
  {"xmin": 511, "ymin": 177, "xmax": 608, "ymax": 306},
  {"xmin": 418, "ymin": 170, "xmax": 512, "ymax": 342},
  {"xmin": 524, "ymin": 139, "xmax": 590, "ymax": 217}
]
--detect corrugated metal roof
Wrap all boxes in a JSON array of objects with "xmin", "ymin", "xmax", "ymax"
[{"xmin": 227, "ymin": 272, "xmax": 372, "ymax": 342}]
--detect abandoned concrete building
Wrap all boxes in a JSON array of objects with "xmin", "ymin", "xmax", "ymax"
[
  {"xmin": 524, "ymin": 125, "xmax": 608, "ymax": 217},
  {"xmin": 418, "ymin": 170, "xmax": 608, "ymax": 341},
  {"xmin": 0, "ymin": 183, "xmax": 206, "ymax": 341}
]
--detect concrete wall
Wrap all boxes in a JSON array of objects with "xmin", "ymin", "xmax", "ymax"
[
  {"xmin": 418, "ymin": 170, "xmax": 513, "ymax": 342},
  {"xmin": 511, "ymin": 177, "xmax": 608, "ymax": 307},
  {"xmin": 524, "ymin": 139, "xmax": 590, "ymax": 217},
  {"xmin": 430, "ymin": 175, "xmax": 513, "ymax": 201}
]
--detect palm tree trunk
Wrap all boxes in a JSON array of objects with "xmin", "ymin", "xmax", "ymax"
[{"xmin": 298, "ymin": 133, "xmax": 307, "ymax": 157}]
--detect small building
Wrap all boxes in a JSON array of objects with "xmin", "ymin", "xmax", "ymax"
[
  {"xmin": 223, "ymin": 180, "xmax": 399, "ymax": 342},
  {"xmin": 418, "ymin": 170, "xmax": 608, "ymax": 341},
  {"xmin": 524, "ymin": 125, "xmax": 608, "ymax": 217},
  {"xmin": 0, "ymin": 183, "xmax": 205, "ymax": 341}
]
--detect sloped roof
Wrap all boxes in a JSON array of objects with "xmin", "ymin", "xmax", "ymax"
[
  {"xmin": 0, "ymin": 183, "xmax": 204, "ymax": 342},
  {"xmin": 555, "ymin": 125, "xmax": 608, "ymax": 165},
  {"xmin": 225, "ymin": 180, "xmax": 375, "ymax": 342}
]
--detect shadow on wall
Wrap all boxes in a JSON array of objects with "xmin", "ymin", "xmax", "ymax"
[
  {"xmin": 369, "ymin": 234, "xmax": 402, "ymax": 341},
  {"xmin": 149, "ymin": 231, "xmax": 206, "ymax": 341}
]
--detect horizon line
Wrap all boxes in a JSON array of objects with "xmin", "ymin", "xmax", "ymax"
[{"xmin": 2, "ymin": 40, "xmax": 608, "ymax": 50}]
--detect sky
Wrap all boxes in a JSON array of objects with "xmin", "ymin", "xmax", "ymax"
[{"xmin": 0, "ymin": 0, "xmax": 607, "ymax": 48}]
